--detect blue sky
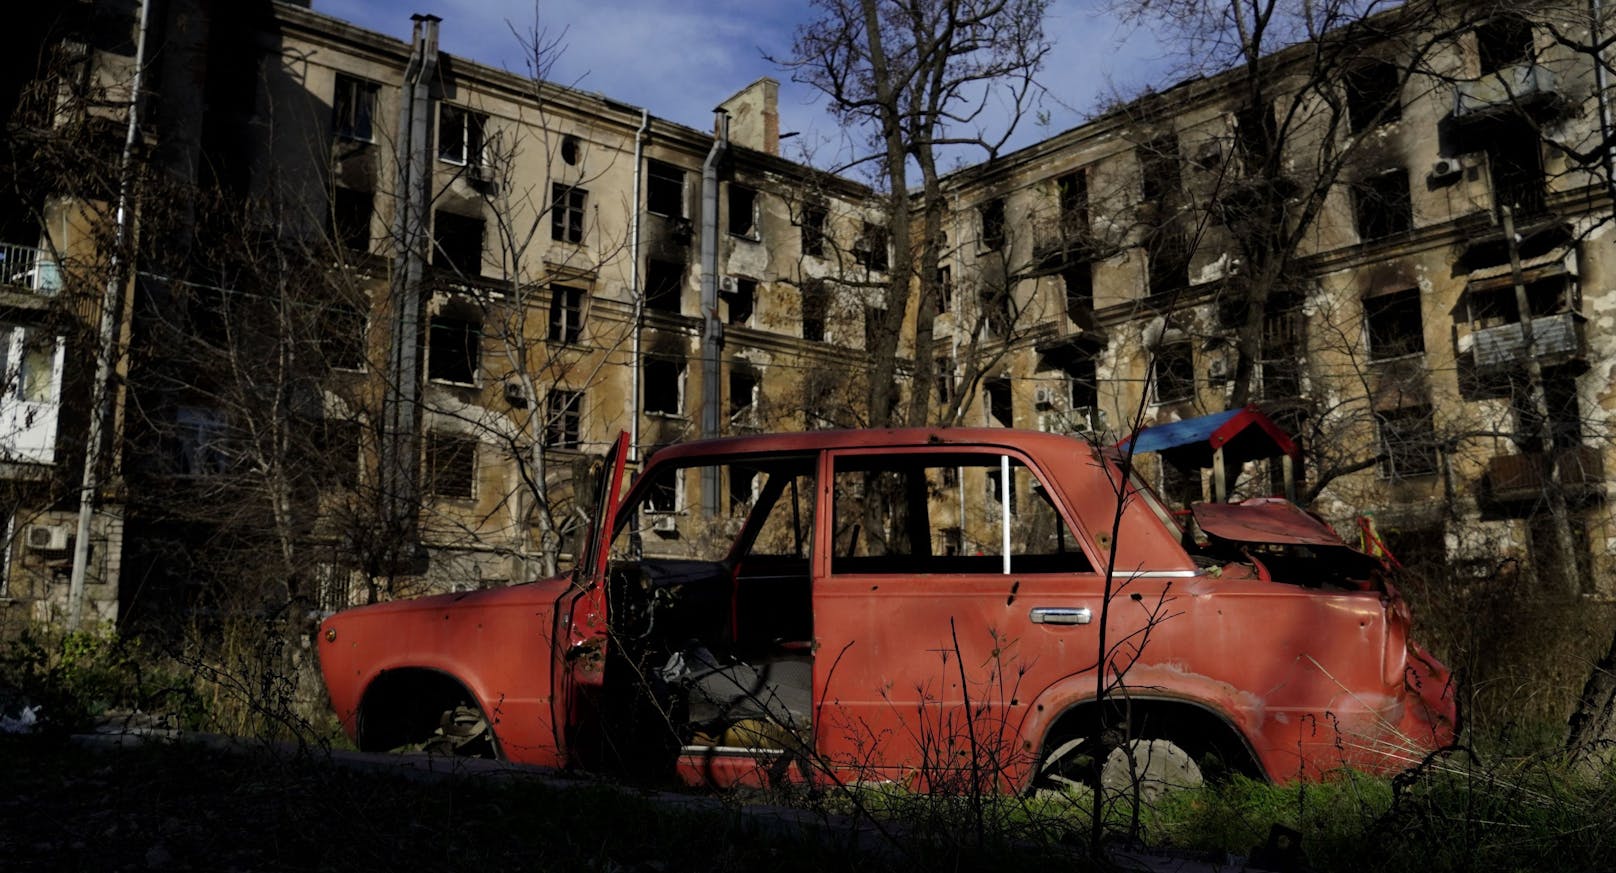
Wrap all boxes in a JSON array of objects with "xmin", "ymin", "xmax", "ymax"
[{"xmin": 314, "ymin": 0, "xmax": 1172, "ymax": 167}]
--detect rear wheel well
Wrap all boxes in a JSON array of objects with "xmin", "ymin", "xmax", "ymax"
[
  {"xmin": 357, "ymin": 669, "xmax": 498, "ymax": 757},
  {"xmin": 1036, "ymin": 696, "xmax": 1264, "ymax": 785}
]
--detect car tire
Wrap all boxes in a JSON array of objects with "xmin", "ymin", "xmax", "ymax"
[
  {"xmin": 1100, "ymin": 738, "xmax": 1202, "ymax": 804},
  {"xmin": 421, "ymin": 703, "xmax": 497, "ymax": 758}
]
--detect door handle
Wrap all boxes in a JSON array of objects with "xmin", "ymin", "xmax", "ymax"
[{"xmin": 1030, "ymin": 606, "xmax": 1092, "ymax": 625}]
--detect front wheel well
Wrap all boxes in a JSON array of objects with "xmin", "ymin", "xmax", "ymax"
[
  {"xmin": 1036, "ymin": 696, "xmax": 1264, "ymax": 785},
  {"xmin": 357, "ymin": 669, "xmax": 497, "ymax": 757}
]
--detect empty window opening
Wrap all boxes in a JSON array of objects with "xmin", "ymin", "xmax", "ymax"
[
  {"xmin": 802, "ymin": 280, "xmax": 828, "ymax": 341},
  {"xmin": 728, "ymin": 184, "xmax": 758, "ymax": 238},
  {"xmin": 1353, "ymin": 169, "xmax": 1412, "ymax": 241},
  {"xmin": 1377, "ymin": 405, "xmax": 1438, "ymax": 478},
  {"xmin": 724, "ymin": 277, "xmax": 756, "ymax": 326},
  {"xmin": 801, "ymin": 203, "xmax": 827, "ymax": 257},
  {"xmin": 1056, "ymin": 171, "xmax": 1089, "ymax": 236},
  {"xmin": 546, "ymin": 389, "xmax": 583, "ymax": 449},
  {"xmin": 645, "ymin": 258, "xmax": 684, "ymax": 314},
  {"xmin": 935, "ymin": 357, "xmax": 956, "ymax": 408},
  {"xmin": 646, "ymin": 159, "xmax": 685, "ymax": 217},
  {"xmin": 549, "ymin": 285, "xmax": 585, "ymax": 344},
  {"xmin": 1365, "ymin": 288, "xmax": 1425, "ymax": 360},
  {"xmin": 1063, "ymin": 262, "xmax": 1093, "ymax": 320},
  {"xmin": 1513, "ymin": 368, "xmax": 1583, "ymax": 449},
  {"xmin": 332, "ymin": 74, "xmax": 378, "ymax": 142},
  {"xmin": 428, "ymin": 309, "xmax": 481, "ymax": 384},
  {"xmin": 1147, "ymin": 228, "xmax": 1191, "ymax": 297},
  {"xmin": 332, "ymin": 187, "xmax": 373, "ymax": 253},
  {"xmin": 426, "ymin": 432, "xmax": 478, "ymax": 499},
  {"xmin": 980, "ymin": 198, "xmax": 1006, "ymax": 251},
  {"xmin": 1467, "ymin": 275, "xmax": 1568, "ymax": 330},
  {"xmin": 438, "ymin": 105, "xmax": 486, "ymax": 166},
  {"xmin": 728, "ymin": 463, "xmax": 761, "ymax": 514},
  {"xmin": 644, "ymin": 357, "xmax": 685, "ymax": 416},
  {"xmin": 1139, "ymin": 134, "xmax": 1182, "ymax": 204},
  {"xmin": 1064, "ymin": 356, "xmax": 1099, "ymax": 409},
  {"xmin": 433, "ymin": 210, "xmax": 485, "ymax": 276},
  {"xmin": 934, "ymin": 265, "xmax": 952, "ymax": 314},
  {"xmin": 729, "ymin": 368, "xmax": 758, "ymax": 430},
  {"xmin": 1477, "ymin": 15, "xmax": 1534, "ymax": 74},
  {"xmin": 1260, "ymin": 293, "xmax": 1305, "ymax": 399},
  {"xmin": 552, "ymin": 184, "xmax": 587, "ymax": 244},
  {"xmin": 1485, "ymin": 123, "xmax": 1546, "ymax": 220},
  {"xmin": 173, "ymin": 406, "xmax": 229, "ymax": 476},
  {"xmin": 856, "ymin": 222, "xmax": 889, "ymax": 271},
  {"xmin": 644, "ymin": 468, "xmax": 679, "ymax": 513},
  {"xmin": 985, "ymin": 378, "xmax": 1013, "ymax": 427},
  {"xmin": 1346, "ymin": 61, "xmax": 1403, "ymax": 133},
  {"xmin": 560, "ymin": 134, "xmax": 581, "ymax": 166},
  {"xmin": 1154, "ymin": 340, "xmax": 1195, "ymax": 404}
]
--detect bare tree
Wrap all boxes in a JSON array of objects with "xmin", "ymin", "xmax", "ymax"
[{"xmin": 781, "ymin": 0, "xmax": 1052, "ymax": 426}]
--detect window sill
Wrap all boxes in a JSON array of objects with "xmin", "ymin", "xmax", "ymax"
[
  {"xmin": 429, "ymin": 378, "xmax": 480, "ymax": 389},
  {"xmin": 728, "ymin": 232, "xmax": 762, "ymax": 244},
  {"xmin": 1368, "ymin": 351, "xmax": 1426, "ymax": 365},
  {"xmin": 644, "ymin": 411, "xmax": 688, "ymax": 421}
]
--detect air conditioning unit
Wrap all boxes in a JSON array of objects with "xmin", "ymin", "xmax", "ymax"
[
  {"xmin": 27, "ymin": 524, "xmax": 70, "ymax": 551},
  {"xmin": 1430, "ymin": 158, "xmax": 1463, "ymax": 181},
  {"xmin": 718, "ymin": 276, "xmax": 738, "ymax": 295},
  {"xmin": 669, "ymin": 218, "xmax": 694, "ymax": 242},
  {"xmin": 650, "ymin": 514, "xmax": 677, "ymax": 534},
  {"xmin": 1034, "ymin": 385, "xmax": 1064, "ymax": 410},
  {"xmin": 503, "ymin": 381, "xmax": 528, "ymax": 408}
]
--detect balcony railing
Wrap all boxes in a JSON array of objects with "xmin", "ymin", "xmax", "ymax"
[
  {"xmin": 1454, "ymin": 64, "xmax": 1559, "ymax": 120},
  {"xmin": 1462, "ymin": 311, "xmax": 1585, "ymax": 371},
  {"xmin": 0, "ymin": 243, "xmax": 61, "ymax": 295},
  {"xmin": 1482, "ymin": 445, "xmax": 1604, "ymax": 506}
]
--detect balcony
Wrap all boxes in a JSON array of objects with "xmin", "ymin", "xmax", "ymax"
[
  {"xmin": 0, "ymin": 243, "xmax": 62, "ymax": 296},
  {"xmin": 1453, "ymin": 64, "xmax": 1560, "ymax": 121},
  {"xmin": 1461, "ymin": 311, "xmax": 1585, "ymax": 372},
  {"xmin": 1482, "ymin": 445, "xmax": 1604, "ymax": 507}
]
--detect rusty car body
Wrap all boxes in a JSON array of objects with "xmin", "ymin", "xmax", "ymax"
[{"xmin": 318, "ymin": 428, "xmax": 1456, "ymax": 790}]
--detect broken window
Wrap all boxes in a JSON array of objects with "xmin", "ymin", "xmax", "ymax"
[
  {"xmin": 644, "ymin": 468, "xmax": 680, "ymax": 514},
  {"xmin": 801, "ymin": 203, "xmax": 827, "ymax": 257},
  {"xmin": 172, "ymin": 406, "xmax": 229, "ymax": 476},
  {"xmin": 729, "ymin": 368, "xmax": 758, "ymax": 430},
  {"xmin": 723, "ymin": 277, "xmax": 755, "ymax": 326},
  {"xmin": 1154, "ymin": 340, "xmax": 1195, "ymax": 404},
  {"xmin": 1139, "ymin": 134, "xmax": 1182, "ymax": 204},
  {"xmin": 802, "ymin": 280, "xmax": 828, "ymax": 341},
  {"xmin": 332, "ymin": 187, "xmax": 373, "ymax": 253},
  {"xmin": 1147, "ymin": 226, "xmax": 1191, "ymax": 297},
  {"xmin": 979, "ymin": 284, "xmax": 1013, "ymax": 336},
  {"xmin": 552, "ymin": 184, "xmax": 587, "ymax": 244},
  {"xmin": 985, "ymin": 378, "xmax": 1013, "ymax": 427},
  {"xmin": 1477, "ymin": 15, "xmax": 1534, "ymax": 74},
  {"xmin": 646, "ymin": 159, "xmax": 685, "ymax": 217},
  {"xmin": 1260, "ymin": 293, "xmax": 1304, "ymax": 399},
  {"xmin": 980, "ymin": 197, "xmax": 1006, "ymax": 251},
  {"xmin": 1365, "ymin": 288, "xmax": 1425, "ymax": 360},
  {"xmin": 935, "ymin": 357, "xmax": 955, "ymax": 408},
  {"xmin": 934, "ymin": 265, "xmax": 952, "ymax": 314},
  {"xmin": 1346, "ymin": 60, "xmax": 1403, "ymax": 133},
  {"xmin": 548, "ymin": 285, "xmax": 585, "ymax": 344},
  {"xmin": 428, "ymin": 308, "xmax": 480, "ymax": 384},
  {"xmin": 1486, "ymin": 121, "xmax": 1546, "ymax": 220},
  {"xmin": 645, "ymin": 258, "xmax": 684, "ymax": 314},
  {"xmin": 426, "ymin": 432, "xmax": 478, "ymax": 499},
  {"xmin": 432, "ymin": 210, "xmax": 485, "ymax": 276},
  {"xmin": 1512, "ymin": 367, "xmax": 1583, "ymax": 450},
  {"xmin": 438, "ymin": 104, "xmax": 487, "ymax": 166},
  {"xmin": 1063, "ymin": 262, "xmax": 1093, "ymax": 320},
  {"xmin": 1353, "ymin": 169, "xmax": 1412, "ymax": 242},
  {"xmin": 830, "ymin": 453, "xmax": 1090, "ymax": 574},
  {"xmin": 644, "ymin": 357, "xmax": 685, "ymax": 416},
  {"xmin": 856, "ymin": 222, "xmax": 888, "ymax": 271},
  {"xmin": 1377, "ymin": 405, "xmax": 1439, "ymax": 478},
  {"xmin": 545, "ymin": 389, "xmax": 582, "ymax": 449},
  {"xmin": 864, "ymin": 306, "xmax": 886, "ymax": 353},
  {"xmin": 320, "ymin": 299, "xmax": 367, "ymax": 371},
  {"xmin": 1056, "ymin": 171, "xmax": 1089, "ymax": 236},
  {"xmin": 728, "ymin": 184, "xmax": 758, "ymax": 238},
  {"xmin": 332, "ymin": 74, "xmax": 378, "ymax": 142},
  {"xmin": 1064, "ymin": 355, "xmax": 1099, "ymax": 409}
]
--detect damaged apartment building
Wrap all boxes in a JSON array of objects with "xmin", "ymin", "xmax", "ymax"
[
  {"xmin": 5, "ymin": 0, "xmax": 1616, "ymax": 629},
  {"xmin": 1, "ymin": 0, "xmax": 889, "ymax": 626},
  {"xmin": 933, "ymin": 1, "xmax": 1616, "ymax": 599}
]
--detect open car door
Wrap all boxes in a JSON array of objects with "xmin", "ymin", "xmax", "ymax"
[{"xmin": 572, "ymin": 431, "xmax": 631, "ymax": 643}]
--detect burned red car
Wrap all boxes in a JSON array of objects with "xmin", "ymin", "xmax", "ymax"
[{"xmin": 318, "ymin": 429, "xmax": 1455, "ymax": 791}]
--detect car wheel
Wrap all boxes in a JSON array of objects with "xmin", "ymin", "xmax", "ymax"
[
  {"xmin": 421, "ymin": 703, "xmax": 497, "ymax": 758},
  {"xmin": 1100, "ymin": 738, "xmax": 1202, "ymax": 804}
]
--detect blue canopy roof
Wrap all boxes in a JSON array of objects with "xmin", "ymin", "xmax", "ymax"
[{"xmin": 1115, "ymin": 405, "xmax": 1299, "ymax": 469}]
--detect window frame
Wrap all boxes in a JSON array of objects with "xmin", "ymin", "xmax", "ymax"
[
  {"xmin": 437, "ymin": 104, "xmax": 488, "ymax": 167},
  {"xmin": 548, "ymin": 285, "xmax": 586, "ymax": 344},
  {"xmin": 1353, "ymin": 168, "xmax": 1413, "ymax": 242},
  {"xmin": 332, "ymin": 74, "xmax": 379, "ymax": 143},
  {"xmin": 643, "ymin": 356, "xmax": 687, "ymax": 417},
  {"xmin": 1364, "ymin": 288, "xmax": 1425, "ymax": 361},
  {"xmin": 425, "ymin": 431, "xmax": 479, "ymax": 500},
  {"xmin": 1376, "ymin": 405, "xmax": 1440, "ymax": 480},
  {"xmin": 646, "ymin": 159, "xmax": 686, "ymax": 218},
  {"xmin": 545, "ymin": 389, "xmax": 583, "ymax": 450},
  {"xmin": 552, "ymin": 183, "xmax": 588, "ymax": 245},
  {"xmin": 1153, "ymin": 340, "xmax": 1196, "ymax": 405}
]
